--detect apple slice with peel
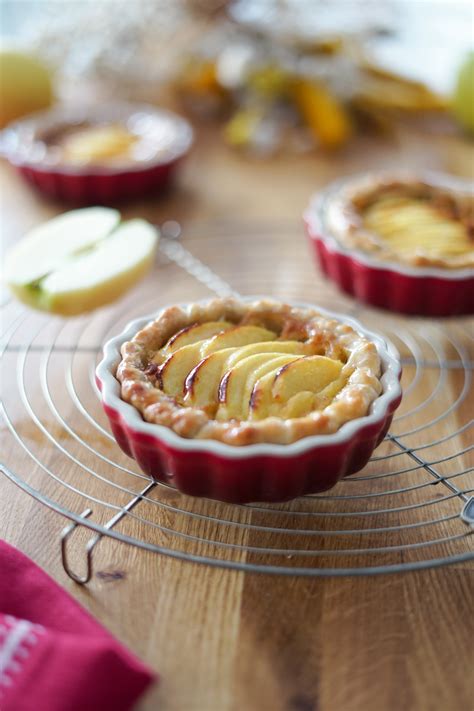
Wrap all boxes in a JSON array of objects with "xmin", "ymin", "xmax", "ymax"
[
  {"xmin": 4, "ymin": 208, "xmax": 158, "ymax": 315},
  {"xmin": 38, "ymin": 219, "xmax": 157, "ymax": 316},
  {"xmin": 249, "ymin": 355, "xmax": 344, "ymax": 420},
  {"xmin": 216, "ymin": 354, "xmax": 302, "ymax": 421},
  {"xmin": 225, "ymin": 340, "xmax": 307, "ymax": 367},
  {"xmin": 5, "ymin": 207, "xmax": 120, "ymax": 288},
  {"xmin": 272, "ymin": 356, "xmax": 343, "ymax": 403},
  {"xmin": 183, "ymin": 347, "xmax": 238, "ymax": 407},
  {"xmin": 159, "ymin": 340, "xmax": 209, "ymax": 399},
  {"xmin": 248, "ymin": 368, "xmax": 286, "ymax": 421},
  {"xmin": 202, "ymin": 325, "xmax": 276, "ymax": 356},
  {"xmin": 241, "ymin": 355, "xmax": 304, "ymax": 418},
  {"xmin": 163, "ymin": 321, "xmax": 232, "ymax": 355},
  {"xmin": 184, "ymin": 340, "xmax": 306, "ymax": 408}
]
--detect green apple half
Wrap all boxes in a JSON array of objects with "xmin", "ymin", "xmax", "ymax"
[{"xmin": 4, "ymin": 207, "xmax": 159, "ymax": 315}]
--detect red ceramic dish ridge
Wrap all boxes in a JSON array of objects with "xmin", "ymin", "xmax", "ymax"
[{"xmin": 95, "ymin": 298, "xmax": 403, "ymax": 504}]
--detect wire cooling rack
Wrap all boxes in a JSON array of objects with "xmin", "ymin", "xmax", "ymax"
[{"xmin": 1, "ymin": 220, "xmax": 473, "ymax": 582}]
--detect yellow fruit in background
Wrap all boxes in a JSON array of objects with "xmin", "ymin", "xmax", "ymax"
[
  {"xmin": 290, "ymin": 78, "xmax": 352, "ymax": 149},
  {"xmin": 453, "ymin": 51, "xmax": 474, "ymax": 135},
  {"xmin": 0, "ymin": 49, "xmax": 54, "ymax": 128}
]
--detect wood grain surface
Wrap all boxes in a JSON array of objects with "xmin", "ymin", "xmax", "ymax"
[{"xmin": 1, "ymin": 122, "xmax": 473, "ymax": 711}]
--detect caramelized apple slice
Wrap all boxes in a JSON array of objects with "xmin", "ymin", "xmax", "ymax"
[
  {"xmin": 248, "ymin": 369, "xmax": 283, "ymax": 421},
  {"xmin": 225, "ymin": 340, "xmax": 306, "ymax": 367},
  {"xmin": 183, "ymin": 347, "xmax": 238, "ymax": 407},
  {"xmin": 217, "ymin": 354, "xmax": 301, "ymax": 421},
  {"xmin": 163, "ymin": 321, "xmax": 232, "ymax": 355},
  {"xmin": 185, "ymin": 340, "xmax": 308, "ymax": 408},
  {"xmin": 272, "ymin": 356, "xmax": 343, "ymax": 404},
  {"xmin": 202, "ymin": 326, "xmax": 276, "ymax": 356},
  {"xmin": 159, "ymin": 340, "xmax": 208, "ymax": 399},
  {"xmin": 249, "ymin": 355, "xmax": 344, "ymax": 420}
]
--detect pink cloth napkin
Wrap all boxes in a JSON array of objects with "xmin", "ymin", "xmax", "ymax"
[{"xmin": 0, "ymin": 539, "xmax": 155, "ymax": 711}]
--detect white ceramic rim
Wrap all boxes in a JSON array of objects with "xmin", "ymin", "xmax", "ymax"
[
  {"xmin": 304, "ymin": 171, "xmax": 474, "ymax": 281},
  {"xmin": 96, "ymin": 297, "xmax": 402, "ymax": 459},
  {"xmin": 0, "ymin": 101, "xmax": 194, "ymax": 176}
]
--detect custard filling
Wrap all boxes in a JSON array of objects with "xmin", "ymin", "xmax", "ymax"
[{"xmin": 152, "ymin": 322, "xmax": 349, "ymax": 421}]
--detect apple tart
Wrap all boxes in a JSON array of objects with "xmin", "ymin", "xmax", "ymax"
[
  {"xmin": 0, "ymin": 103, "xmax": 193, "ymax": 204},
  {"xmin": 117, "ymin": 298, "xmax": 383, "ymax": 446},
  {"xmin": 324, "ymin": 175, "xmax": 474, "ymax": 269}
]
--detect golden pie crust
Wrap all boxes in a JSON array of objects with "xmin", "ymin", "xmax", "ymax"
[
  {"xmin": 324, "ymin": 175, "xmax": 474, "ymax": 269},
  {"xmin": 117, "ymin": 299, "xmax": 383, "ymax": 446}
]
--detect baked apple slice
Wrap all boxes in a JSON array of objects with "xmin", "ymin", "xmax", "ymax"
[
  {"xmin": 273, "ymin": 356, "xmax": 343, "ymax": 403},
  {"xmin": 163, "ymin": 322, "xmax": 232, "ymax": 355},
  {"xmin": 202, "ymin": 325, "xmax": 276, "ymax": 356},
  {"xmin": 310, "ymin": 373, "xmax": 351, "ymax": 410},
  {"xmin": 159, "ymin": 340, "xmax": 209, "ymax": 398},
  {"xmin": 280, "ymin": 391, "xmax": 318, "ymax": 419},
  {"xmin": 249, "ymin": 355, "xmax": 344, "ymax": 420},
  {"xmin": 217, "ymin": 354, "xmax": 302, "ymax": 421},
  {"xmin": 185, "ymin": 340, "xmax": 306, "ymax": 408},
  {"xmin": 225, "ymin": 340, "xmax": 307, "ymax": 367},
  {"xmin": 183, "ymin": 347, "xmax": 238, "ymax": 407}
]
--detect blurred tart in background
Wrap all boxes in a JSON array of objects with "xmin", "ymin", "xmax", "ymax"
[
  {"xmin": 305, "ymin": 173, "xmax": 474, "ymax": 316},
  {"xmin": 0, "ymin": 102, "xmax": 193, "ymax": 203},
  {"xmin": 324, "ymin": 175, "xmax": 474, "ymax": 269}
]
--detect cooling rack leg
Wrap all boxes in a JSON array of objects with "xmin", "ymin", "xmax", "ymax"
[
  {"xmin": 61, "ymin": 509, "xmax": 100, "ymax": 584},
  {"xmin": 60, "ymin": 482, "xmax": 157, "ymax": 585},
  {"xmin": 461, "ymin": 497, "xmax": 474, "ymax": 526}
]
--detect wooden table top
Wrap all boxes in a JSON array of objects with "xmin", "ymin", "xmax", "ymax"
[{"xmin": 1, "ymin": 122, "xmax": 473, "ymax": 711}]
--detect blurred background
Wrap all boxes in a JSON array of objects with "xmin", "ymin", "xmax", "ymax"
[{"xmin": 1, "ymin": 0, "xmax": 473, "ymax": 158}]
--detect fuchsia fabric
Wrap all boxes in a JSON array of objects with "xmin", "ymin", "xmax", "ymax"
[{"xmin": 0, "ymin": 540, "xmax": 155, "ymax": 711}]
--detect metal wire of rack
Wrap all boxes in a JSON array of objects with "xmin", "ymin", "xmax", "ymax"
[{"xmin": 1, "ymin": 223, "xmax": 473, "ymax": 583}]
